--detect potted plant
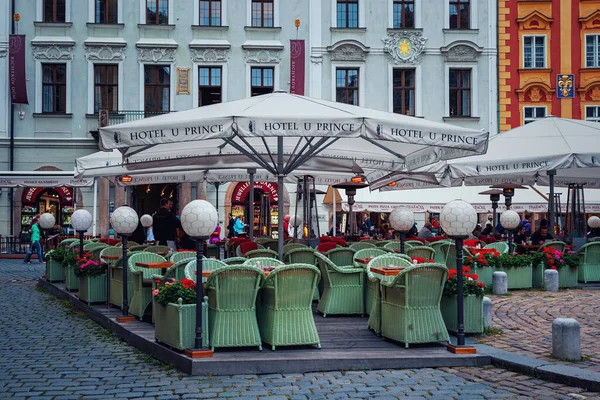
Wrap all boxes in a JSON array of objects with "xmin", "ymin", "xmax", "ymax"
[
  {"xmin": 75, "ymin": 255, "xmax": 108, "ymax": 303},
  {"xmin": 153, "ymin": 278, "xmax": 208, "ymax": 351},
  {"xmin": 63, "ymin": 249, "xmax": 81, "ymax": 291},
  {"xmin": 465, "ymin": 250, "xmax": 500, "ymax": 287},
  {"xmin": 496, "ymin": 253, "xmax": 533, "ymax": 289},
  {"xmin": 44, "ymin": 247, "xmax": 65, "ymax": 282},
  {"xmin": 532, "ymin": 247, "xmax": 579, "ymax": 288},
  {"xmin": 440, "ymin": 266, "xmax": 485, "ymax": 334}
]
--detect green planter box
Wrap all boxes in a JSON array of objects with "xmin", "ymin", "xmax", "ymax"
[
  {"xmin": 45, "ymin": 259, "xmax": 65, "ymax": 282},
  {"xmin": 532, "ymin": 263, "xmax": 544, "ymax": 288},
  {"xmin": 558, "ymin": 266, "xmax": 578, "ymax": 288},
  {"xmin": 64, "ymin": 264, "xmax": 79, "ymax": 291},
  {"xmin": 154, "ymin": 298, "xmax": 209, "ymax": 351},
  {"xmin": 78, "ymin": 274, "xmax": 107, "ymax": 303},
  {"xmin": 440, "ymin": 295, "xmax": 484, "ymax": 334},
  {"xmin": 472, "ymin": 266, "xmax": 494, "ymax": 287},
  {"xmin": 497, "ymin": 264, "xmax": 533, "ymax": 289}
]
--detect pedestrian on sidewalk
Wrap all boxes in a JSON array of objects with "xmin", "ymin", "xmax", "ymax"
[{"xmin": 23, "ymin": 217, "xmax": 44, "ymax": 264}]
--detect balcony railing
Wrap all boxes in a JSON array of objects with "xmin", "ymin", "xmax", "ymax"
[{"xmin": 106, "ymin": 110, "xmax": 176, "ymax": 126}]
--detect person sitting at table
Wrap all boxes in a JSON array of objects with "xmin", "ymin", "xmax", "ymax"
[
  {"xmin": 480, "ymin": 225, "xmax": 493, "ymax": 238},
  {"xmin": 514, "ymin": 224, "xmax": 527, "ymax": 245},
  {"xmin": 530, "ymin": 220, "xmax": 553, "ymax": 245},
  {"xmin": 418, "ymin": 222, "xmax": 434, "ymax": 239}
]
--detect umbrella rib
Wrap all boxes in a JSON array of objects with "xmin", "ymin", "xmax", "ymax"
[
  {"xmin": 261, "ymin": 137, "xmax": 277, "ymax": 171},
  {"xmin": 232, "ymin": 135, "xmax": 277, "ymax": 174},
  {"xmin": 223, "ymin": 137, "xmax": 275, "ymax": 174},
  {"xmin": 125, "ymin": 145, "xmax": 156, "ymax": 158},
  {"xmin": 362, "ymin": 137, "xmax": 406, "ymax": 161},
  {"xmin": 284, "ymin": 137, "xmax": 314, "ymax": 173},
  {"xmin": 284, "ymin": 137, "xmax": 339, "ymax": 175}
]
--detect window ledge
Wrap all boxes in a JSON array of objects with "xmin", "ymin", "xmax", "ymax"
[
  {"xmin": 86, "ymin": 23, "xmax": 125, "ymax": 28},
  {"xmin": 517, "ymin": 68, "xmax": 552, "ymax": 73},
  {"xmin": 580, "ymin": 67, "xmax": 600, "ymax": 72},
  {"xmin": 443, "ymin": 29, "xmax": 479, "ymax": 33},
  {"xmin": 138, "ymin": 24, "xmax": 176, "ymax": 30},
  {"xmin": 443, "ymin": 116, "xmax": 480, "ymax": 121},
  {"xmin": 33, "ymin": 113, "xmax": 73, "ymax": 118},
  {"xmin": 34, "ymin": 22, "xmax": 73, "ymax": 27},
  {"xmin": 387, "ymin": 28, "xmax": 423, "ymax": 33},
  {"xmin": 192, "ymin": 25, "xmax": 229, "ymax": 31},
  {"xmin": 244, "ymin": 26, "xmax": 282, "ymax": 32},
  {"xmin": 330, "ymin": 27, "xmax": 367, "ymax": 33}
]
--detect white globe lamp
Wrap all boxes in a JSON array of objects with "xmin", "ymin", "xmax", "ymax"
[
  {"xmin": 389, "ymin": 207, "xmax": 414, "ymax": 253},
  {"xmin": 140, "ymin": 214, "xmax": 153, "ymax": 228},
  {"xmin": 38, "ymin": 212, "xmax": 55, "ymax": 230},
  {"xmin": 588, "ymin": 216, "xmax": 600, "ymax": 229},
  {"xmin": 71, "ymin": 209, "xmax": 93, "ymax": 258},
  {"xmin": 500, "ymin": 210, "xmax": 521, "ymax": 254},
  {"xmin": 180, "ymin": 200, "xmax": 219, "ymax": 352}
]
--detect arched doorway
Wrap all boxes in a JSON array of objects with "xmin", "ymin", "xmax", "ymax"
[{"xmin": 20, "ymin": 186, "xmax": 75, "ymax": 236}]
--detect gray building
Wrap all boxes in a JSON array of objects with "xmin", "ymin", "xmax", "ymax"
[{"xmin": 0, "ymin": 0, "xmax": 497, "ymax": 239}]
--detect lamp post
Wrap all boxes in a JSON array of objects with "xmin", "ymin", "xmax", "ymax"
[
  {"xmin": 440, "ymin": 199, "xmax": 478, "ymax": 351},
  {"xmin": 180, "ymin": 199, "xmax": 218, "ymax": 357},
  {"xmin": 71, "ymin": 209, "xmax": 93, "ymax": 258},
  {"xmin": 500, "ymin": 210, "xmax": 521, "ymax": 253},
  {"xmin": 478, "ymin": 189, "xmax": 502, "ymax": 230},
  {"xmin": 110, "ymin": 206, "xmax": 139, "ymax": 322},
  {"xmin": 140, "ymin": 214, "xmax": 153, "ymax": 243},
  {"xmin": 588, "ymin": 216, "xmax": 600, "ymax": 240},
  {"xmin": 389, "ymin": 207, "xmax": 414, "ymax": 254},
  {"xmin": 38, "ymin": 213, "xmax": 56, "ymax": 259},
  {"xmin": 490, "ymin": 183, "xmax": 527, "ymax": 210}
]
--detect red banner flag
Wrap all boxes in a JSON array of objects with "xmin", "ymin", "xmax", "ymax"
[
  {"xmin": 9, "ymin": 35, "xmax": 28, "ymax": 104},
  {"xmin": 290, "ymin": 40, "xmax": 305, "ymax": 95}
]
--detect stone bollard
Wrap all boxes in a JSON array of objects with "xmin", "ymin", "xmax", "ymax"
[
  {"xmin": 483, "ymin": 296, "xmax": 493, "ymax": 329},
  {"xmin": 492, "ymin": 271, "xmax": 508, "ymax": 295},
  {"xmin": 552, "ymin": 318, "xmax": 580, "ymax": 361},
  {"xmin": 544, "ymin": 269, "xmax": 559, "ymax": 292}
]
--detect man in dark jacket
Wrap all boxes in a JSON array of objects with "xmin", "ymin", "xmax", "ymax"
[{"xmin": 153, "ymin": 198, "xmax": 181, "ymax": 251}]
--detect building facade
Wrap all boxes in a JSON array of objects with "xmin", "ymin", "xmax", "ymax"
[
  {"xmin": 0, "ymin": 0, "xmax": 497, "ymax": 238},
  {"xmin": 499, "ymin": 0, "xmax": 600, "ymax": 130}
]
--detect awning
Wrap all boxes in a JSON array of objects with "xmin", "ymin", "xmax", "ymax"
[
  {"xmin": 0, "ymin": 171, "xmax": 94, "ymax": 188},
  {"xmin": 339, "ymin": 202, "xmax": 600, "ymax": 214}
]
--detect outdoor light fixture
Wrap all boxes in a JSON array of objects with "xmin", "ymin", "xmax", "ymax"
[
  {"xmin": 110, "ymin": 206, "xmax": 139, "ymax": 322},
  {"xmin": 180, "ymin": 199, "xmax": 219, "ymax": 358},
  {"xmin": 118, "ymin": 175, "xmax": 133, "ymax": 183},
  {"xmin": 490, "ymin": 184, "xmax": 527, "ymax": 209},
  {"xmin": 39, "ymin": 213, "xmax": 56, "ymax": 257},
  {"xmin": 71, "ymin": 209, "xmax": 93, "ymax": 258},
  {"xmin": 333, "ymin": 179, "xmax": 369, "ymax": 238},
  {"xmin": 500, "ymin": 210, "xmax": 521, "ymax": 253},
  {"xmin": 479, "ymin": 189, "xmax": 503, "ymax": 230},
  {"xmin": 389, "ymin": 207, "xmax": 414, "ymax": 253},
  {"xmin": 388, "ymin": 181, "xmax": 397, "ymax": 187},
  {"xmin": 440, "ymin": 199, "xmax": 478, "ymax": 352},
  {"xmin": 140, "ymin": 214, "xmax": 153, "ymax": 243}
]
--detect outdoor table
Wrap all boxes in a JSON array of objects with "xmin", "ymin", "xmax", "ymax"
[
  {"xmin": 102, "ymin": 255, "xmax": 120, "ymax": 261},
  {"xmin": 355, "ymin": 257, "xmax": 373, "ymax": 266},
  {"xmin": 370, "ymin": 266, "xmax": 406, "ymax": 277},
  {"xmin": 200, "ymin": 267, "xmax": 273, "ymax": 278},
  {"xmin": 136, "ymin": 261, "xmax": 174, "ymax": 275}
]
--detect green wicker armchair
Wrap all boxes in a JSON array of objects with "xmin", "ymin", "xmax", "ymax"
[
  {"xmin": 578, "ymin": 242, "xmax": 600, "ymax": 283},
  {"xmin": 349, "ymin": 242, "xmax": 376, "ymax": 251},
  {"xmin": 205, "ymin": 244, "xmax": 219, "ymax": 259},
  {"xmin": 285, "ymin": 248, "xmax": 317, "ymax": 265},
  {"xmin": 89, "ymin": 244, "xmax": 109, "ymax": 262},
  {"xmin": 484, "ymin": 241, "xmax": 509, "ymax": 254},
  {"xmin": 144, "ymin": 245, "xmax": 171, "ymax": 256},
  {"xmin": 128, "ymin": 244, "xmax": 150, "ymax": 252},
  {"xmin": 380, "ymin": 263, "xmax": 450, "ymax": 348},
  {"xmin": 406, "ymin": 246, "xmax": 435, "ymax": 261},
  {"xmin": 283, "ymin": 243, "xmax": 309, "ymax": 254},
  {"xmin": 100, "ymin": 247, "xmax": 132, "ymax": 309},
  {"xmin": 150, "ymin": 258, "xmax": 192, "ymax": 323},
  {"xmin": 245, "ymin": 248, "xmax": 280, "ymax": 260},
  {"xmin": 325, "ymin": 247, "xmax": 356, "ymax": 267},
  {"xmin": 405, "ymin": 240, "xmax": 425, "ymax": 247},
  {"xmin": 383, "ymin": 241, "xmax": 401, "ymax": 251},
  {"xmin": 235, "ymin": 243, "xmax": 265, "ymax": 257},
  {"xmin": 184, "ymin": 258, "xmax": 228, "ymax": 283},
  {"xmin": 242, "ymin": 257, "xmax": 284, "ymax": 268},
  {"xmin": 83, "ymin": 242, "xmax": 104, "ymax": 251},
  {"xmin": 59, "ymin": 239, "xmax": 79, "ymax": 249},
  {"xmin": 538, "ymin": 241, "xmax": 567, "ymax": 252},
  {"xmin": 223, "ymin": 257, "xmax": 248, "ymax": 266},
  {"xmin": 257, "ymin": 263, "xmax": 321, "ymax": 351},
  {"xmin": 366, "ymin": 254, "xmax": 412, "ymax": 332},
  {"xmin": 439, "ymin": 242, "xmax": 473, "ymax": 269},
  {"xmin": 127, "ymin": 252, "xmax": 167, "ymax": 319},
  {"xmin": 375, "ymin": 240, "xmax": 390, "ymax": 248},
  {"xmin": 353, "ymin": 248, "xmax": 388, "ymax": 268},
  {"xmin": 430, "ymin": 241, "xmax": 451, "ymax": 264},
  {"xmin": 206, "ymin": 265, "xmax": 265, "ymax": 351},
  {"xmin": 315, "ymin": 252, "xmax": 365, "ymax": 317},
  {"xmin": 169, "ymin": 251, "xmax": 197, "ymax": 263},
  {"xmin": 261, "ymin": 240, "xmax": 279, "ymax": 252}
]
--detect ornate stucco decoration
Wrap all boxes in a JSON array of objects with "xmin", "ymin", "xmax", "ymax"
[
  {"xmin": 382, "ymin": 31, "xmax": 427, "ymax": 64},
  {"xmin": 0, "ymin": 48, "xmax": 7, "ymax": 58},
  {"xmin": 84, "ymin": 45, "xmax": 126, "ymax": 62},
  {"xmin": 310, "ymin": 55, "xmax": 323, "ymax": 65},
  {"xmin": 190, "ymin": 48, "xmax": 230, "ymax": 63},
  {"xmin": 529, "ymin": 87, "xmax": 542, "ymax": 102},
  {"xmin": 244, "ymin": 49, "xmax": 282, "ymax": 64},
  {"xmin": 591, "ymin": 86, "xmax": 600, "ymax": 101},
  {"xmin": 137, "ymin": 47, "xmax": 177, "ymax": 63},
  {"xmin": 440, "ymin": 41, "xmax": 483, "ymax": 62},
  {"xmin": 327, "ymin": 40, "xmax": 370, "ymax": 62},
  {"xmin": 32, "ymin": 43, "xmax": 75, "ymax": 61}
]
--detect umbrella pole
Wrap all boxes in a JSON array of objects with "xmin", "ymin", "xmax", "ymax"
[
  {"xmin": 277, "ymin": 137, "xmax": 284, "ymax": 260},
  {"xmin": 548, "ymin": 170, "xmax": 556, "ymax": 236},
  {"xmin": 248, "ymin": 169, "xmax": 255, "ymax": 240}
]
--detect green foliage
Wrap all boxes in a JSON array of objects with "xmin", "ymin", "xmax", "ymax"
[
  {"xmin": 443, "ymin": 267, "xmax": 485, "ymax": 297},
  {"xmin": 497, "ymin": 253, "xmax": 532, "ymax": 268},
  {"xmin": 45, "ymin": 247, "xmax": 65, "ymax": 262},
  {"xmin": 153, "ymin": 278, "xmax": 197, "ymax": 307},
  {"xmin": 62, "ymin": 249, "xmax": 77, "ymax": 267}
]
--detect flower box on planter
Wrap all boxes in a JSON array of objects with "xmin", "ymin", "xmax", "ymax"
[
  {"xmin": 45, "ymin": 259, "xmax": 65, "ymax": 282},
  {"xmin": 64, "ymin": 263, "xmax": 79, "ymax": 291},
  {"xmin": 558, "ymin": 266, "xmax": 578, "ymax": 288},
  {"xmin": 440, "ymin": 294, "xmax": 484, "ymax": 334},
  {"xmin": 472, "ymin": 266, "xmax": 494, "ymax": 287},
  {"xmin": 154, "ymin": 297, "xmax": 209, "ymax": 351},
  {"xmin": 532, "ymin": 262, "xmax": 545, "ymax": 288},
  {"xmin": 496, "ymin": 264, "xmax": 532, "ymax": 289},
  {"xmin": 78, "ymin": 274, "xmax": 107, "ymax": 303}
]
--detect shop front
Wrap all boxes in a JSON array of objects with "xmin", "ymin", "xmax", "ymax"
[{"xmin": 20, "ymin": 186, "xmax": 75, "ymax": 238}]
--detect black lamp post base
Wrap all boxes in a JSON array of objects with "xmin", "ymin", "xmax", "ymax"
[
  {"xmin": 115, "ymin": 315, "xmax": 136, "ymax": 323},
  {"xmin": 184, "ymin": 348, "xmax": 214, "ymax": 358},
  {"xmin": 447, "ymin": 344, "xmax": 477, "ymax": 354}
]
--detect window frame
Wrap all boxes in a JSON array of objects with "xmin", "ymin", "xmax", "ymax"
[
  {"xmin": 448, "ymin": 0, "xmax": 470, "ymax": 30},
  {"xmin": 448, "ymin": 67, "xmax": 472, "ymax": 117},
  {"xmin": 41, "ymin": 63, "xmax": 67, "ymax": 113},
  {"xmin": 37, "ymin": 0, "xmax": 72, "ymax": 23},
  {"xmin": 93, "ymin": 64, "xmax": 119, "ymax": 113},
  {"xmin": 585, "ymin": 34, "xmax": 600, "ymax": 68},
  {"xmin": 43, "ymin": 0, "xmax": 66, "ymax": 23},
  {"xmin": 392, "ymin": 68, "xmax": 416, "ymax": 116},
  {"xmin": 198, "ymin": 0, "xmax": 222, "ymax": 26},
  {"xmin": 250, "ymin": 66, "xmax": 275, "ymax": 97},
  {"xmin": 523, "ymin": 106, "xmax": 547, "ymax": 124},
  {"xmin": 522, "ymin": 35, "xmax": 547, "ymax": 69},
  {"xmin": 144, "ymin": 0, "xmax": 170, "ymax": 25},
  {"xmin": 198, "ymin": 66, "xmax": 223, "ymax": 106},
  {"xmin": 335, "ymin": 67, "xmax": 360, "ymax": 106},
  {"xmin": 585, "ymin": 105, "xmax": 600, "ymax": 122},
  {"xmin": 392, "ymin": 0, "xmax": 415, "ymax": 29},
  {"xmin": 94, "ymin": 0, "xmax": 118, "ymax": 24},
  {"xmin": 336, "ymin": 0, "xmax": 359, "ymax": 29},
  {"xmin": 142, "ymin": 64, "xmax": 172, "ymax": 114},
  {"xmin": 250, "ymin": 0, "xmax": 274, "ymax": 28}
]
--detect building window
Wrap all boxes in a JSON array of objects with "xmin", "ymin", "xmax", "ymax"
[
  {"xmin": 42, "ymin": 64, "xmax": 67, "ymax": 113},
  {"xmin": 336, "ymin": 68, "xmax": 359, "ymax": 106},
  {"xmin": 251, "ymin": 0, "xmax": 273, "ymax": 27},
  {"xmin": 337, "ymin": 0, "xmax": 358, "ymax": 28},
  {"xmin": 250, "ymin": 67, "xmax": 274, "ymax": 96},
  {"xmin": 95, "ymin": 0, "xmax": 118, "ymax": 23},
  {"xmin": 449, "ymin": 0, "xmax": 469, "ymax": 29},
  {"xmin": 199, "ymin": 0, "xmax": 221, "ymax": 26},
  {"xmin": 586, "ymin": 35, "xmax": 600, "ymax": 68},
  {"xmin": 144, "ymin": 65, "xmax": 170, "ymax": 113},
  {"xmin": 393, "ymin": 69, "xmax": 415, "ymax": 116},
  {"xmin": 449, "ymin": 68, "xmax": 470, "ymax": 117},
  {"xmin": 586, "ymin": 106, "xmax": 600, "ymax": 122},
  {"xmin": 199, "ymin": 66, "xmax": 222, "ymax": 106},
  {"xmin": 43, "ymin": 0, "xmax": 66, "ymax": 22},
  {"xmin": 94, "ymin": 65, "xmax": 118, "ymax": 113},
  {"xmin": 393, "ymin": 0, "xmax": 414, "ymax": 29},
  {"xmin": 146, "ymin": 0, "xmax": 168, "ymax": 24},
  {"xmin": 524, "ymin": 107, "xmax": 546, "ymax": 124},
  {"xmin": 524, "ymin": 36, "xmax": 545, "ymax": 69}
]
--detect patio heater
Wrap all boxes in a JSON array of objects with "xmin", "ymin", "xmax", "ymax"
[
  {"xmin": 499, "ymin": 210, "xmax": 521, "ymax": 253},
  {"xmin": 110, "ymin": 206, "xmax": 139, "ymax": 323},
  {"xmin": 333, "ymin": 177, "xmax": 368, "ymax": 240},
  {"xmin": 478, "ymin": 189, "xmax": 502, "ymax": 230},
  {"xmin": 140, "ymin": 214, "xmax": 153, "ymax": 244},
  {"xmin": 180, "ymin": 199, "xmax": 218, "ymax": 358},
  {"xmin": 38, "ymin": 213, "xmax": 56, "ymax": 258},
  {"xmin": 71, "ymin": 209, "xmax": 93, "ymax": 258},
  {"xmin": 490, "ymin": 183, "xmax": 527, "ymax": 210},
  {"xmin": 566, "ymin": 183, "xmax": 586, "ymax": 248},
  {"xmin": 294, "ymin": 176, "xmax": 321, "ymax": 247},
  {"xmin": 440, "ymin": 199, "xmax": 478, "ymax": 352},
  {"xmin": 389, "ymin": 207, "xmax": 414, "ymax": 254}
]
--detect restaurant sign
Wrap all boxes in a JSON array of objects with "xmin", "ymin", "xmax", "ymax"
[{"xmin": 232, "ymin": 181, "xmax": 278, "ymax": 203}]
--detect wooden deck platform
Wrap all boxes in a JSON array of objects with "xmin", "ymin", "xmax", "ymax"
[{"xmin": 39, "ymin": 278, "xmax": 491, "ymax": 376}]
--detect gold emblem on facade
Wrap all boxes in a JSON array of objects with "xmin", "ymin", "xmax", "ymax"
[
  {"xmin": 557, "ymin": 75, "xmax": 573, "ymax": 98},
  {"xmin": 398, "ymin": 39, "xmax": 411, "ymax": 57}
]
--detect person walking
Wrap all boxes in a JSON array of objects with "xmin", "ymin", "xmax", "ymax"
[
  {"xmin": 153, "ymin": 198, "xmax": 181, "ymax": 252},
  {"xmin": 227, "ymin": 213, "xmax": 235, "ymax": 238},
  {"xmin": 23, "ymin": 217, "xmax": 44, "ymax": 264}
]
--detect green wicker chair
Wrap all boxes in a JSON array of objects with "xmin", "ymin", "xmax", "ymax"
[
  {"xmin": 258, "ymin": 263, "xmax": 321, "ymax": 350},
  {"xmin": 235, "ymin": 243, "xmax": 265, "ymax": 257},
  {"xmin": 245, "ymin": 248, "xmax": 280, "ymax": 259},
  {"xmin": 205, "ymin": 244, "xmax": 219, "ymax": 259},
  {"xmin": 242, "ymin": 257, "xmax": 284, "ymax": 268},
  {"xmin": 380, "ymin": 263, "xmax": 450, "ymax": 348},
  {"xmin": 375, "ymin": 241, "xmax": 390, "ymax": 248},
  {"xmin": 285, "ymin": 248, "xmax": 317, "ymax": 265},
  {"xmin": 349, "ymin": 242, "xmax": 376, "ymax": 251},
  {"xmin": 353, "ymin": 248, "xmax": 388, "ymax": 268},
  {"xmin": 538, "ymin": 241, "xmax": 567, "ymax": 252},
  {"xmin": 261, "ymin": 240, "xmax": 279, "ymax": 252},
  {"xmin": 396, "ymin": 253, "xmax": 413, "ymax": 263},
  {"xmin": 128, "ymin": 244, "xmax": 150, "ymax": 252},
  {"xmin": 150, "ymin": 258, "xmax": 192, "ymax": 323},
  {"xmin": 283, "ymin": 243, "xmax": 309, "ymax": 254},
  {"xmin": 144, "ymin": 245, "xmax": 171, "ymax": 256},
  {"xmin": 223, "ymin": 257, "xmax": 247, "ymax": 266},
  {"xmin": 206, "ymin": 265, "xmax": 265, "ymax": 351},
  {"xmin": 114, "ymin": 242, "xmax": 123, "ymax": 247},
  {"xmin": 439, "ymin": 242, "xmax": 473, "ymax": 269},
  {"xmin": 169, "ymin": 251, "xmax": 197, "ymax": 263},
  {"xmin": 578, "ymin": 242, "xmax": 600, "ymax": 283},
  {"xmin": 255, "ymin": 237, "xmax": 272, "ymax": 244},
  {"xmin": 59, "ymin": 238, "xmax": 79, "ymax": 249},
  {"xmin": 430, "ymin": 241, "xmax": 451, "ymax": 264},
  {"xmin": 184, "ymin": 258, "xmax": 228, "ymax": 283},
  {"xmin": 484, "ymin": 241, "xmax": 509, "ymax": 254},
  {"xmin": 100, "ymin": 247, "xmax": 132, "ymax": 309},
  {"xmin": 315, "ymin": 252, "xmax": 365, "ymax": 317},
  {"xmin": 127, "ymin": 252, "xmax": 167, "ymax": 319},
  {"xmin": 325, "ymin": 247, "xmax": 356, "ymax": 267},
  {"xmin": 89, "ymin": 244, "xmax": 109, "ymax": 261},
  {"xmin": 405, "ymin": 240, "xmax": 425, "ymax": 247},
  {"xmin": 366, "ymin": 254, "xmax": 412, "ymax": 332},
  {"xmin": 83, "ymin": 242, "xmax": 103, "ymax": 251},
  {"xmin": 406, "ymin": 246, "xmax": 435, "ymax": 261},
  {"xmin": 383, "ymin": 241, "xmax": 401, "ymax": 251}
]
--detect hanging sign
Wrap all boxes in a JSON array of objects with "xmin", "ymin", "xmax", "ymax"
[
  {"xmin": 176, "ymin": 68, "xmax": 190, "ymax": 95},
  {"xmin": 9, "ymin": 35, "xmax": 28, "ymax": 104},
  {"xmin": 289, "ymin": 40, "xmax": 305, "ymax": 95},
  {"xmin": 232, "ymin": 181, "xmax": 278, "ymax": 203},
  {"xmin": 22, "ymin": 186, "xmax": 74, "ymax": 204}
]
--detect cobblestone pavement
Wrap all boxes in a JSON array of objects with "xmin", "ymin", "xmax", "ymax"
[
  {"xmin": 0, "ymin": 259, "xmax": 598, "ymax": 399},
  {"xmin": 477, "ymin": 290, "xmax": 600, "ymax": 372}
]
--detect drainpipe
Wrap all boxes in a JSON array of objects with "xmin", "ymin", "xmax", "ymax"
[{"xmin": 9, "ymin": 0, "xmax": 16, "ymax": 236}]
